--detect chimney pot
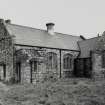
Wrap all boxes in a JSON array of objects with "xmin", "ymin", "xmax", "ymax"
[{"xmin": 46, "ymin": 23, "xmax": 55, "ymax": 35}]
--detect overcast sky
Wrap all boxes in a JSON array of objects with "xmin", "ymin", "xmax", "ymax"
[{"xmin": 0, "ymin": 0, "xmax": 105, "ymax": 38}]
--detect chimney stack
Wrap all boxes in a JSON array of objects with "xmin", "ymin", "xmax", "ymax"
[
  {"xmin": 5, "ymin": 19, "xmax": 11, "ymax": 24},
  {"xmin": 46, "ymin": 23, "xmax": 55, "ymax": 35}
]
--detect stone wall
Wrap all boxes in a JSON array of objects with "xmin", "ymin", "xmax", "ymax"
[
  {"xmin": 15, "ymin": 45, "xmax": 79, "ymax": 83},
  {"xmin": 92, "ymin": 52, "xmax": 105, "ymax": 80},
  {"xmin": 0, "ymin": 20, "xmax": 14, "ymax": 81}
]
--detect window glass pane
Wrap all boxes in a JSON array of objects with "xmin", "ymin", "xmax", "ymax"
[
  {"xmin": 63, "ymin": 54, "xmax": 72, "ymax": 69},
  {"xmin": 63, "ymin": 58, "xmax": 65, "ymax": 68},
  {"xmin": 30, "ymin": 61, "xmax": 37, "ymax": 72},
  {"xmin": 102, "ymin": 53, "xmax": 105, "ymax": 68},
  {"xmin": 46, "ymin": 52, "xmax": 57, "ymax": 69},
  {"xmin": 34, "ymin": 61, "xmax": 37, "ymax": 72}
]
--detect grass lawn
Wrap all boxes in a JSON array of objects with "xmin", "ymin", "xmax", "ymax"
[{"xmin": 0, "ymin": 78, "xmax": 105, "ymax": 105}]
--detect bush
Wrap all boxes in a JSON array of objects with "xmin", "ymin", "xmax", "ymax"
[
  {"xmin": 3, "ymin": 77, "xmax": 16, "ymax": 85},
  {"xmin": 42, "ymin": 71, "xmax": 58, "ymax": 83},
  {"xmin": 9, "ymin": 77, "xmax": 16, "ymax": 84}
]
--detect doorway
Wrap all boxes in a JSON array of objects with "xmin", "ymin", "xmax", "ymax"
[
  {"xmin": 0, "ymin": 64, "xmax": 6, "ymax": 81},
  {"xmin": 16, "ymin": 62, "xmax": 21, "ymax": 83},
  {"xmin": 30, "ymin": 61, "xmax": 37, "ymax": 83},
  {"xmin": 74, "ymin": 58, "xmax": 92, "ymax": 78}
]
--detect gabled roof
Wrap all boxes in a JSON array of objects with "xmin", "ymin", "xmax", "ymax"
[
  {"xmin": 6, "ymin": 23, "xmax": 82, "ymax": 50},
  {"xmin": 78, "ymin": 37, "xmax": 100, "ymax": 58}
]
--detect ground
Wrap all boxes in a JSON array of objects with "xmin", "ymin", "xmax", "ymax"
[{"xmin": 0, "ymin": 78, "xmax": 105, "ymax": 105}]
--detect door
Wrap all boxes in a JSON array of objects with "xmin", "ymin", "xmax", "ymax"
[
  {"xmin": 74, "ymin": 58, "xmax": 92, "ymax": 78},
  {"xmin": 74, "ymin": 59, "xmax": 84, "ymax": 77},
  {"xmin": 84, "ymin": 58, "xmax": 92, "ymax": 78},
  {"xmin": 0, "ymin": 64, "xmax": 6, "ymax": 81},
  {"xmin": 16, "ymin": 62, "xmax": 21, "ymax": 83},
  {"xmin": 30, "ymin": 61, "xmax": 37, "ymax": 83}
]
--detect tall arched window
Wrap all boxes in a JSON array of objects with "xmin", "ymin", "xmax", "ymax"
[
  {"xmin": 63, "ymin": 54, "xmax": 73, "ymax": 69},
  {"xmin": 102, "ymin": 51, "xmax": 105, "ymax": 68},
  {"xmin": 46, "ymin": 52, "xmax": 58, "ymax": 69}
]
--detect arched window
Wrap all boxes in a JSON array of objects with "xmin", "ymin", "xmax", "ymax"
[
  {"xmin": 102, "ymin": 51, "xmax": 105, "ymax": 68},
  {"xmin": 30, "ymin": 58, "xmax": 38, "ymax": 72},
  {"xmin": 46, "ymin": 52, "xmax": 58, "ymax": 69},
  {"xmin": 63, "ymin": 54, "xmax": 73, "ymax": 69}
]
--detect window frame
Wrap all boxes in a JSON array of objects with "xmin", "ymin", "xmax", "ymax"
[
  {"xmin": 30, "ymin": 60, "xmax": 37, "ymax": 72},
  {"xmin": 63, "ymin": 54, "xmax": 73, "ymax": 69},
  {"xmin": 46, "ymin": 52, "xmax": 58, "ymax": 69},
  {"xmin": 102, "ymin": 51, "xmax": 105, "ymax": 68}
]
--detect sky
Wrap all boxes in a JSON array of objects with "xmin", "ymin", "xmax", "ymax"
[{"xmin": 0, "ymin": 0, "xmax": 105, "ymax": 38}]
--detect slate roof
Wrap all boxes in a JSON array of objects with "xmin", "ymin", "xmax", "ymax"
[
  {"xmin": 78, "ymin": 37, "xmax": 100, "ymax": 58},
  {"xmin": 6, "ymin": 23, "xmax": 82, "ymax": 50}
]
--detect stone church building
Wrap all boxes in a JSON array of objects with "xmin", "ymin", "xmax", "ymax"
[{"xmin": 0, "ymin": 19, "xmax": 105, "ymax": 83}]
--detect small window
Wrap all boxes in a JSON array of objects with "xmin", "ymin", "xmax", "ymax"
[{"xmin": 63, "ymin": 54, "xmax": 72, "ymax": 69}]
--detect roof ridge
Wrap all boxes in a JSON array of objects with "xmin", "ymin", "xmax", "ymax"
[
  {"xmin": 78, "ymin": 36, "xmax": 100, "ymax": 43},
  {"xmin": 7, "ymin": 23, "xmax": 46, "ymax": 32},
  {"xmin": 7, "ymin": 23, "xmax": 80, "ymax": 38}
]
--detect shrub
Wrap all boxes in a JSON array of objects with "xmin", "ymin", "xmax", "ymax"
[
  {"xmin": 3, "ymin": 77, "xmax": 16, "ymax": 85},
  {"xmin": 42, "ymin": 71, "xmax": 58, "ymax": 83}
]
